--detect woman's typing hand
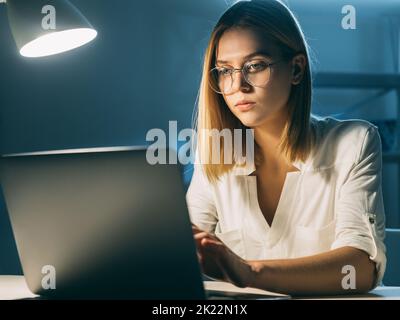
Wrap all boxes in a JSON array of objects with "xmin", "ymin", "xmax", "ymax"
[{"xmin": 192, "ymin": 224, "xmax": 254, "ymax": 288}]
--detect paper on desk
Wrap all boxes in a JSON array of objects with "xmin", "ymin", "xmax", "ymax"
[{"xmin": 204, "ymin": 281, "xmax": 290, "ymax": 298}]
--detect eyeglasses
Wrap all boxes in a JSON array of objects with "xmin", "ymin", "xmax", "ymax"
[{"xmin": 209, "ymin": 59, "xmax": 283, "ymax": 95}]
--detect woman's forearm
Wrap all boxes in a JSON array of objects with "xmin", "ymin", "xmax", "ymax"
[{"xmin": 247, "ymin": 246, "xmax": 376, "ymax": 296}]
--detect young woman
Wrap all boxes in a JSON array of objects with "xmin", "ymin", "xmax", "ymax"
[{"xmin": 186, "ymin": 0, "xmax": 386, "ymax": 295}]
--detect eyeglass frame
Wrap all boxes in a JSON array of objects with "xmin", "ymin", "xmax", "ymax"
[{"xmin": 209, "ymin": 58, "xmax": 286, "ymax": 94}]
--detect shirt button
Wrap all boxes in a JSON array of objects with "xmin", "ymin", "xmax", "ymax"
[
  {"xmin": 368, "ymin": 213, "xmax": 376, "ymax": 224},
  {"xmin": 369, "ymin": 217, "xmax": 375, "ymax": 224}
]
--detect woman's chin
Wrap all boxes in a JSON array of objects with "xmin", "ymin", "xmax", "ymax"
[{"xmin": 236, "ymin": 114, "xmax": 266, "ymax": 128}]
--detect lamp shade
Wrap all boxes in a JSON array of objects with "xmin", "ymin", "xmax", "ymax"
[{"xmin": 6, "ymin": 0, "xmax": 97, "ymax": 57}]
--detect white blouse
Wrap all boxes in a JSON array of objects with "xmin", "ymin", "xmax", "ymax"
[{"xmin": 186, "ymin": 117, "xmax": 386, "ymax": 285}]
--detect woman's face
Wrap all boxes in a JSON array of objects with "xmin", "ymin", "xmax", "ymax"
[{"xmin": 215, "ymin": 27, "xmax": 304, "ymax": 128}]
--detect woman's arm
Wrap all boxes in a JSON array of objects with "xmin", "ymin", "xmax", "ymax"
[
  {"xmin": 248, "ymin": 246, "xmax": 376, "ymax": 295},
  {"xmin": 194, "ymin": 226, "xmax": 376, "ymax": 296}
]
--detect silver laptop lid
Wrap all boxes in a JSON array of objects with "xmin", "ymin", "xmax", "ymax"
[{"xmin": 0, "ymin": 147, "xmax": 204, "ymax": 299}]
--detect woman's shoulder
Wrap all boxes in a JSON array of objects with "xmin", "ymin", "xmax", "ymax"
[
  {"xmin": 309, "ymin": 116, "xmax": 380, "ymax": 168},
  {"xmin": 312, "ymin": 115, "xmax": 377, "ymax": 138}
]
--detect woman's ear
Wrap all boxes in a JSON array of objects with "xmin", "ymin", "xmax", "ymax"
[{"xmin": 291, "ymin": 54, "xmax": 307, "ymax": 85}]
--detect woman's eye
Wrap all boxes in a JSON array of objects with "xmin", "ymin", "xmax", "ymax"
[
  {"xmin": 218, "ymin": 68, "xmax": 232, "ymax": 76},
  {"xmin": 246, "ymin": 62, "xmax": 267, "ymax": 72}
]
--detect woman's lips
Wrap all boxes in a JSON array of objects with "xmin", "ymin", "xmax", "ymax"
[{"xmin": 235, "ymin": 102, "xmax": 255, "ymax": 112}]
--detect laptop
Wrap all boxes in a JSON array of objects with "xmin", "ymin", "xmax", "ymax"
[{"xmin": 0, "ymin": 146, "xmax": 289, "ymax": 300}]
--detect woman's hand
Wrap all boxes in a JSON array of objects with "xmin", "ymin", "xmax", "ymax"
[{"xmin": 192, "ymin": 224, "xmax": 254, "ymax": 288}]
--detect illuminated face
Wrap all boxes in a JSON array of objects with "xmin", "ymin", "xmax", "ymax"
[{"xmin": 216, "ymin": 28, "xmax": 294, "ymax": 128}]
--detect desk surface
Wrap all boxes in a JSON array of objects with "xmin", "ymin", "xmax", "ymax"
[{"xmin": 1, "ymin": 276, "xmax": 400, "ymax": 300}]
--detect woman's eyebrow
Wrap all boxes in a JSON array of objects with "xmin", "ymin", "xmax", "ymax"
[{"xmin": 216, "ymin": 51, "xmax": 272, "ymax": 65}]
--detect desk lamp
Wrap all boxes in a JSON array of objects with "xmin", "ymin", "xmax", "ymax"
[{"xmin": 0, "ymin": 0, "xmax": 97, "ymax": 57}]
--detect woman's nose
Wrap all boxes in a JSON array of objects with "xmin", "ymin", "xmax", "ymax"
[{"xmin": 231, "ymin": 71, "xmax": 252, "ymax": 93}]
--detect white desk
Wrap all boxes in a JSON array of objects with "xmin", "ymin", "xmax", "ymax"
[
  {"xmin": 0, "ymin": 276, "xmax": 38, "ymax": 300},
  {"xmin": 1, "ymin": 276, "xmax": 399, "ymax": 300}
]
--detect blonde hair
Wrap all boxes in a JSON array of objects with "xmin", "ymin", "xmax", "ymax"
[{"xmin": 195, "ymin": 0, "xmax": 315, "ymax": 182}]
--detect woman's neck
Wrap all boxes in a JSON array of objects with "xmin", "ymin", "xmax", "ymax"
[{"xmin": 253, "ymin": 109, "xmax": 288, "ymax": 167}]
